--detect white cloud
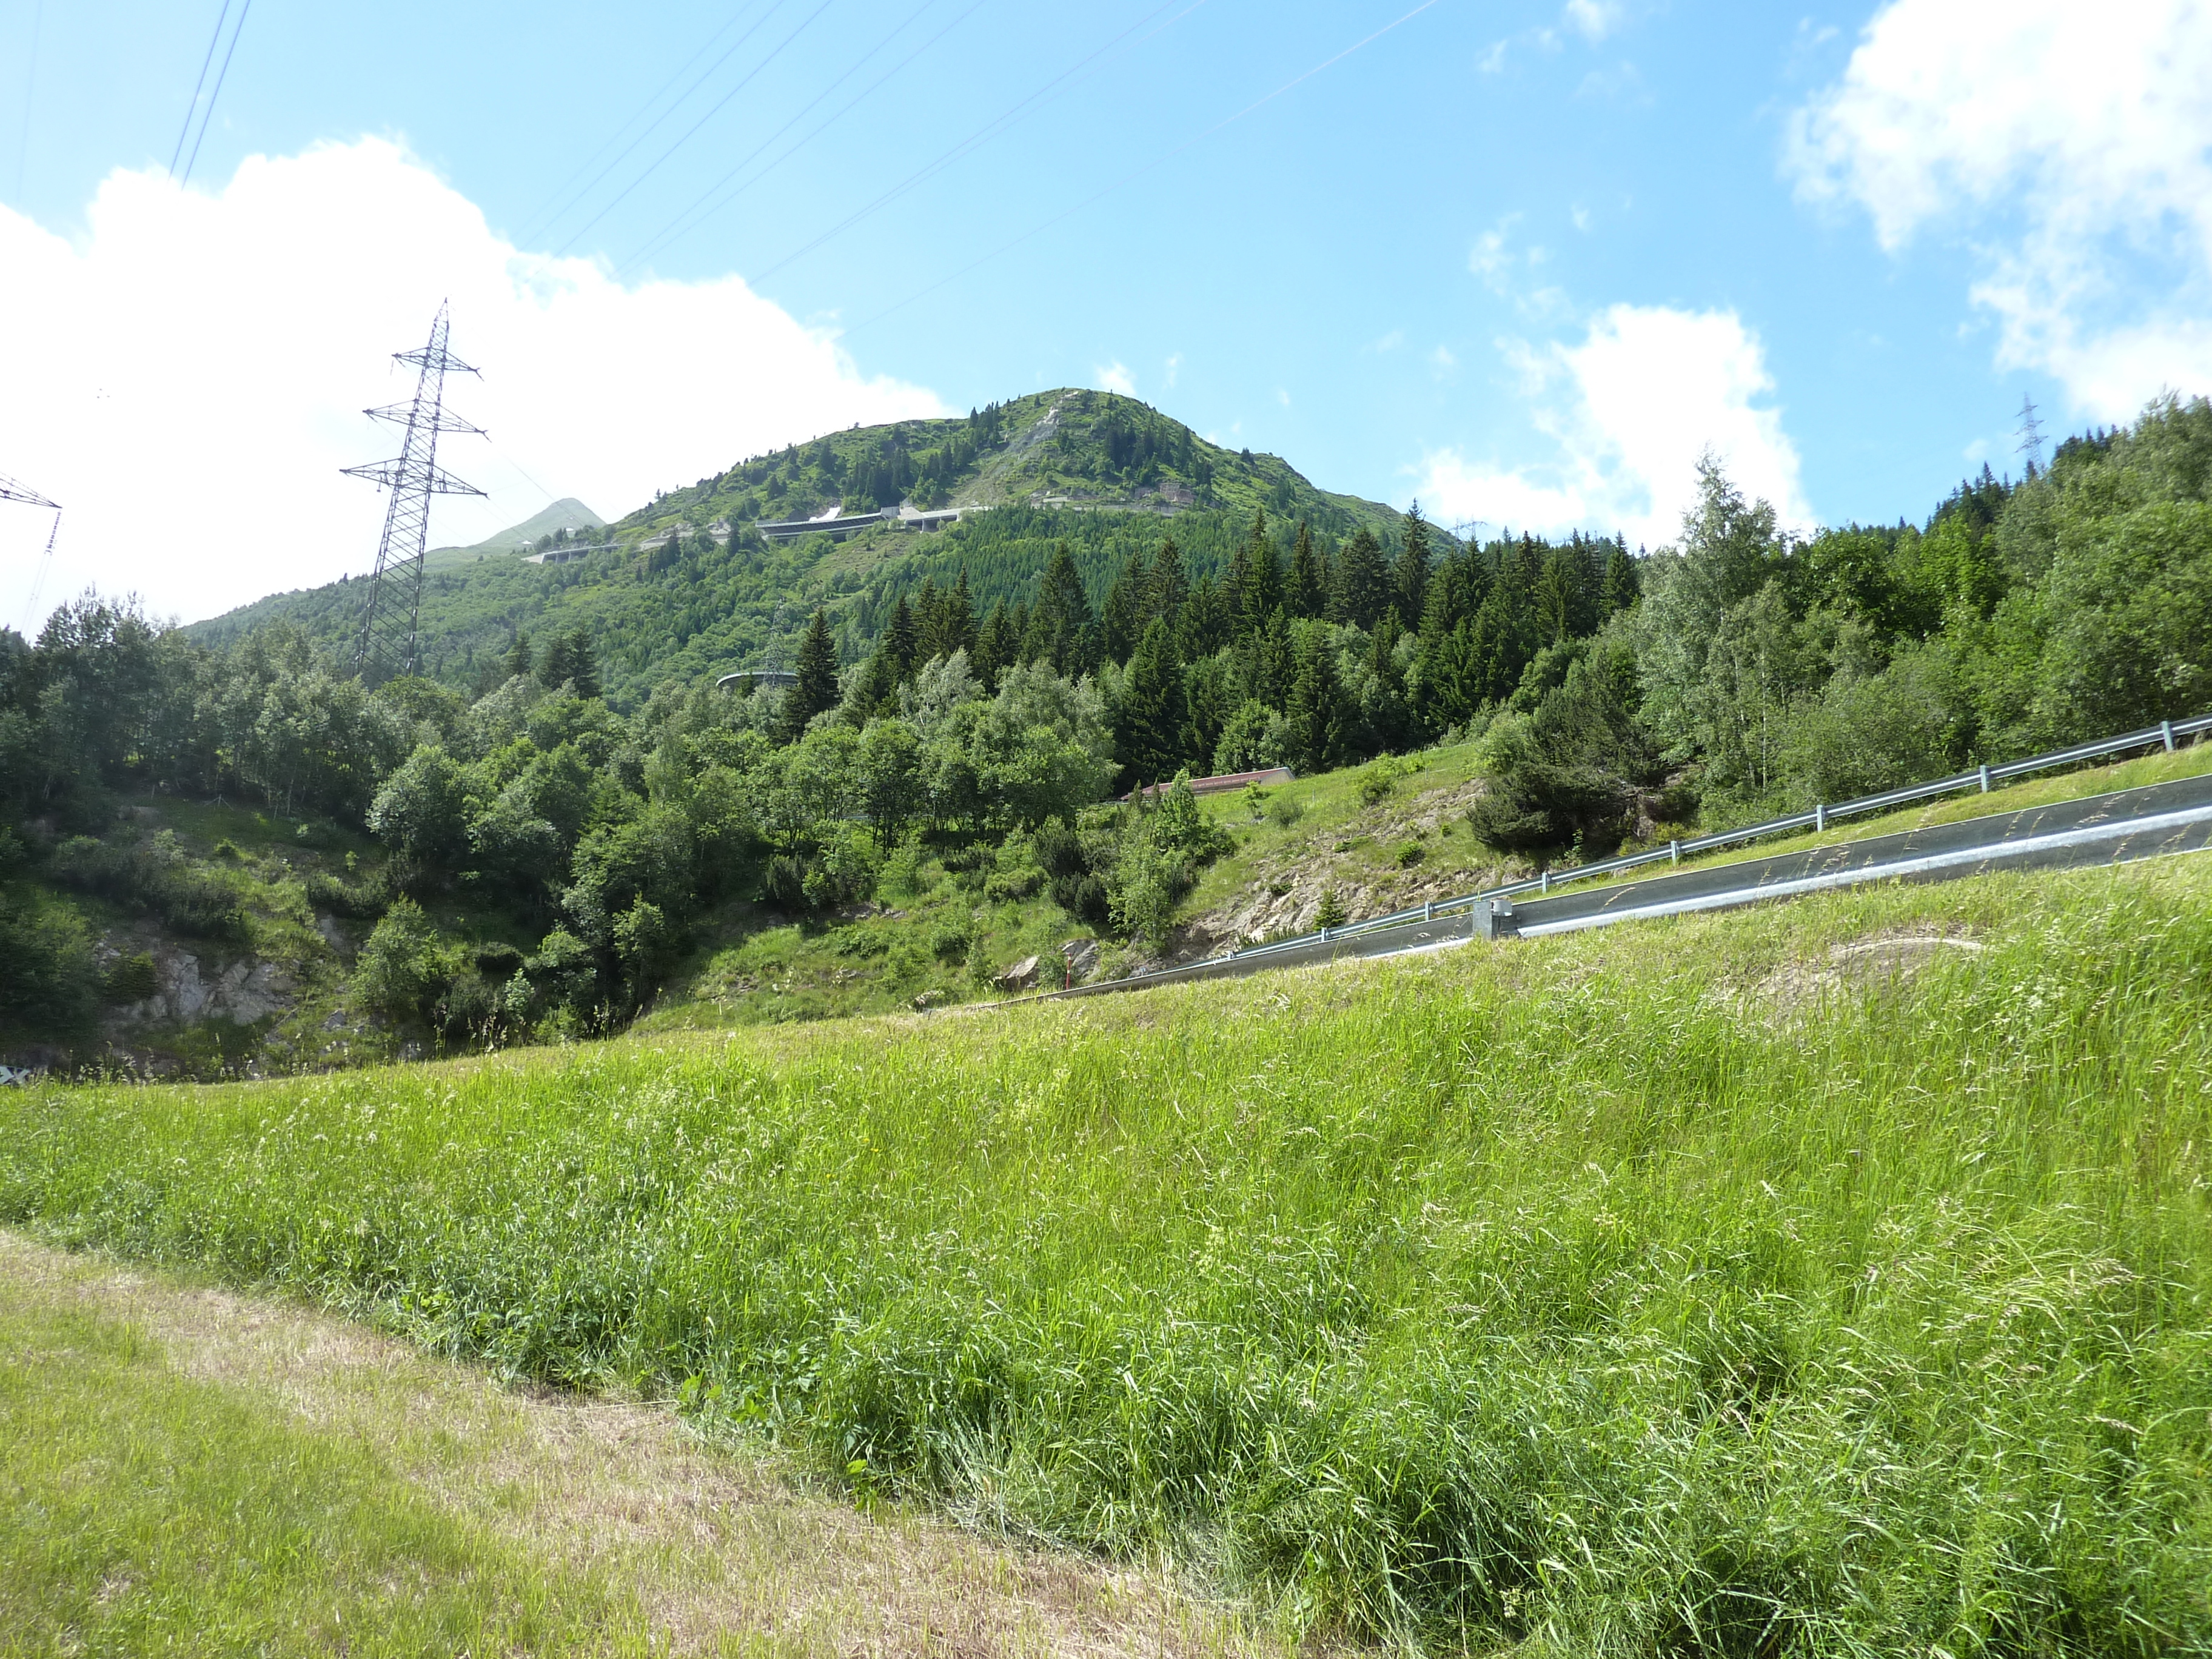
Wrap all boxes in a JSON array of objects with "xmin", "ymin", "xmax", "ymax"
[
  {"xmin": 1094, "ymin": 360, "xmax": 1136, "ymax": 397},
  {"xmin": 1563, "ymin": 0, "xmax": 1623, "ymax": 43},
  {"xmin": 0, "ymin": 137, "xmax": 945, "ymax": 634},
  {"xmin": 1430, "ymin": 344, "xmax": 1458, "ymax": 374},
  {"xmin": 1162, "ymin": 352, "xmax": 1182, "ymax": 388},
  {"xmin": 1276, "ymin": 387, "xmax": 1292, "ymax": 407},
  {"xmin": 1416, "ymin": 304, "xmax": 1810, "ymax": 549},
  {"xmin": 1788, "ymin": 0, "xmax": 2212, "ymax": 418}
]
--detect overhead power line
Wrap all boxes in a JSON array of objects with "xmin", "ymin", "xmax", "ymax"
[
  {"xmin": 169, "ymin": 0, "xmax": 233, "ymax": 177},
  {"xmin": 516, "ymin": 0, "xmax": 782, "ymax": 249},
  {"xmin": 553, "ymin": 0, "xmax": 838, "ymax": 258},
  {"xmin": 172, "ymin": 0, "xmax": 252, "ymax": 187},
  {"xmin": 843, "ymin": 0, "xmax": 1445, "ymax": 339},
  {"xmin": 617, "ymin": 0, "xmax": 987, "ymax": 276},
  {"xmin": 629, "ymin": 0, "xmax": 1208, "ymax": 281}
]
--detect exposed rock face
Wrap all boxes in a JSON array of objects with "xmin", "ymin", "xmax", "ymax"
[
  {"xmin": 996, "ymin": 954, "xmax": 1042, "ymax": 991},
  {"xmin": 1059, "ymin": 938, "xmax": 1102, "ymax": 984},
  {"xmin": 116, "ymin": 948, "xmax": 292, "ymax": 1026}
]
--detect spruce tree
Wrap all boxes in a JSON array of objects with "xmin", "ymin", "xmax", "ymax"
[
  {"xmin": 1103, "ymin": 549, "xmax": 1147, "ymax": 662},
  {"xmin": 1178, "ymin": 575, "xmax": 1232, "ymax": 662},
  {"xmin": 777, "ymin": 609, "xmax": 840, "ymax": 743},
  {"xmin": 1285, "ymin": 626, "xmax": 1346, "ymax": 776},
  {"xmin": 1028, "ymin": 542, "xmax": 1094, "ymax": 674},
  {"xmin": 1393, "ymin": 503, "xmax": 1431, "ymax": 627},
  {"xmin": 913, "ymin": 576, "xmax": 943, "ymax": 659},
  {"xmin": 1146, "ymin": 536, "xmax": 1188, "ymax": 634},
  {"xmin": 1241, "ymin": 512, "xmax": 1282, "ymax": 638},
  {"xmin": 973, "ymin": 598, "xmax": 1012, "ymax": 690},
  {"xmin": 1601, "ymin": 542, "xmax": 1640, "ymax": 615},
  {"xmin": 1286, "ymin": 520, "xmax": 1325, "ymax": 619},
  {"xmin": 1331, "ymin": 527, "xmax": 1390, "ymax": 628},
  {"xmin": 566, "ymin": 628, "xmax": 602, "ymax": 700},
  {"xmin": 947, "ymin": 565, "xmax": 978, "ymax": 657},
  {"xmin": 881, "ymin": 594, "xmax": 919, "ymax": 682},
  {"xmin": 1113, "ymin": 618, "xmax": 1187, "ymax": 789},
  {"xmin": 503, "ymin": 629, "xmax": 533, "ymax": 682}
]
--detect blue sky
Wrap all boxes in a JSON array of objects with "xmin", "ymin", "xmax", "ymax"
[{"xmin": 4, "ymin": 0, "xmax": 2207, "ymax": 626}]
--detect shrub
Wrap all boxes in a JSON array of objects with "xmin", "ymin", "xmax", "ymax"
[
  {"xmin": 1313, "ymin": 886, "xmax": 1348, "ymax": 928},
  {"xmin": 1267, "ymin": 794, "xmax": 1304, "ymax": 829},
  {"xmin": 354, "ymin": 899, "xmax": 464, "ymax": 1025},
  {"xmin": 102, "ymin": 952, "xmax": 160, "ymax": 1005}
]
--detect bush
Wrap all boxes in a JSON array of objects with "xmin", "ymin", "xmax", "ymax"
[
  {"xmin": 802, "ymin": 825, "xmax": 882, "ymax": 911},
  {"xmin": 0, "ymin": 887, "xmax": 101, "ymax": 1035},
  {"xmin": 1313, "ymin": 886, "xmax": 1348, "ymax": 928},
  {"xmin": 1267, "ymin": 794, "xmax": 1304, "ymax": 829},
  {"xmin": 49, "ymin": 830, "xmax": 246, "ymax": 940},
  {"xmin": 304, "ymin": 866, "xmax": 389, "ymax": 919}
]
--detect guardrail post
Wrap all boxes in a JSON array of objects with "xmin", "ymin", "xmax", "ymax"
[
  {"xmin": 2162, "ymin": 719, "xmax": 2176, "ymax": 752},
  {"xmin": 1979, "ymin": 764, "xmax": 1990, "ymax": 793},
  {"xmin": 1423, "ymin": 900, "xmax": 1433, "ymax": 923},
  {"xmin": 1670, "ymin": 839, "xmax": 1680, "ymax": 865},
  {"xmin": 1815, "ymin": 803, "xmax": 1826, "ymax": 832},
  {"xmin": 1540, "ymin": 870, "xmax": 1549, "ymax": 894}
]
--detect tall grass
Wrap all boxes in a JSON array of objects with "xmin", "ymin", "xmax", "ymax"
[{"xmin": 5, "ymin": 861, "xmax": 2211, "ymax": 1652}]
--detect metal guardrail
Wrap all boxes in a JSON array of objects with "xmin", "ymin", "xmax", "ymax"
[{"xmin": 1168, "ymin": 712, "xmax": 2212, "ymax": 976}]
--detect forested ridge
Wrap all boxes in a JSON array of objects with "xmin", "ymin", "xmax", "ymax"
[
  {"xmin": 188, "ymin": 389, "xmax": 1401, "ymax": 705},
  {"xmin": 6, "ymin": 394, "xmax": 2210, "ymax": 1068}
]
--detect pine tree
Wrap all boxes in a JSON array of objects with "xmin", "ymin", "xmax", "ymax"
[
  {"xmin": 1393, "ymin": 502, "xmax": 1431, "ymax": 628},
  {"xmin": 503, "ymin": 629, "xmax": 534, "ymax": 682},
  {"xmin": 1332, "ymin": 527, "xmax": 1390, "ymax": 628},
  {"xmin": 1285, "ymin": 626, "xmax": 1345, "ymax": 774},
  {"xmin": 777, "ymin": 609, "xmax": 840, "ymax": 743},
  {"xmin": 1114, "ymin": 618, "xmax": 1187, "ymax": 788}
]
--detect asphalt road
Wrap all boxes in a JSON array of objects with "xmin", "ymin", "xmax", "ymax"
[{"xmin": 1036, "ymin": 769, "xmax": 2212, "ymax": 1004}]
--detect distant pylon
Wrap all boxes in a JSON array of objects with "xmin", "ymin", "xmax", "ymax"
[
  {"xmin": 343, "ymin": 303, "xmax": 486, "ymax": 683},
  {"xmin": 2015, "ymin": 395, "xmax": 2045, "ymax": 475}
]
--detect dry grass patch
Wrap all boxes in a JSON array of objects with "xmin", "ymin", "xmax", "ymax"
[{"xmin": 0, "ymin": 1231, "xmax": 1302, "ymax": 1659}]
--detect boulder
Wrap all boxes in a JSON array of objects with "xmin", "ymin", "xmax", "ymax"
[{"xmin": 996, "ymin": 954, "xmax": 1041, "ymax": 991}]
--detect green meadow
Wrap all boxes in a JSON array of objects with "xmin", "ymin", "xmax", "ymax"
[{"xmin": 5, "ymin": 854, "xmax": 2211, "ymax": 1653}]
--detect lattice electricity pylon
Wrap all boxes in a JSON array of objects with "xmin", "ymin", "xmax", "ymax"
[{"xmin": 343, "ymin": 303, "xmax": 486, "ymax": 683}]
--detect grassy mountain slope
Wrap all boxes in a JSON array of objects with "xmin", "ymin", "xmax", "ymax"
[
  {"xmin": 8, "ymin": 850, "xmax": 2210, "ymax": 1648},
  {"xmin": 187, "ymin": 391, "xmax": 1404, "ymax": 706},
  {"xmin": 424, "ymin": 497, "xmax": 604, "ymax": 569}
]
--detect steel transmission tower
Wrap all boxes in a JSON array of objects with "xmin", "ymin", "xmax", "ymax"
[
  {"xmin": 343, "ymin": 303, "xmax": 486, "ymax": 683},
  {"xmin": 2, "ymin": 472, "xmax": 62, "ymax": 635}
]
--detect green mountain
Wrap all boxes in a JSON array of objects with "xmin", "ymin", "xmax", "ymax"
[
  {"xmin": 189, "ymin": 390, "xmax": 1405, "ymax": 705},
  {"xmin": 424, "ymin": 497, "xmax": 605, "ymax": 569}
]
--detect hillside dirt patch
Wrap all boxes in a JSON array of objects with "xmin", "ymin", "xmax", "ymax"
[
  {"xmin": 1175, "ymin": 777, "xmax": 1507, "ymax": 957},
  {"xmin": 1729, "ymin": 928, "xmax": 1988, "ymax": 1024},
  {"xmin": 0, "ymin": 1231, "xmax": 1295, "ymax": 1658}
]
